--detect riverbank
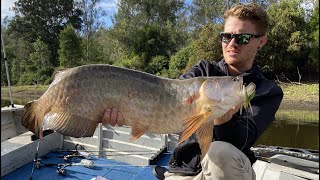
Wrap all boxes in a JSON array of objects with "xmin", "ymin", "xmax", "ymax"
[
  {"xmin": 278, "ymin": 82, "xmax": 319, "ymax": 110},
  {"xmin": 1, "ymin": 82, "xmax": 319, "ymax": 110}
]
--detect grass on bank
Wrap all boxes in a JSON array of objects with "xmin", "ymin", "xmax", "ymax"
[{"xmin": 279, "ymin": 83, "xmax": 319, "ymax": 102}]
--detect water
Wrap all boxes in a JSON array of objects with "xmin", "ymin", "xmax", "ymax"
[
  {"xmin": 255, "ymin": 109, "xmax": 319, "ymax": 150},
  {"xmin": 1, "ymin": 98, "xmax": 319, "ymax": 150}
]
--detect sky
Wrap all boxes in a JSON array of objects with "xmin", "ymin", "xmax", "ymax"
[{"xmin": 1, "ymin": 0, "xmax": 118, "ymax": 27}]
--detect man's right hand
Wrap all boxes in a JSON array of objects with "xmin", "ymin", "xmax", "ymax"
[
  {"xmin": 214, "ymin": 104, "xmax": 241, "ymax": 125},
  {"xmin": 101, "ymin": 108, "xmax": 125, "ymax": 126}
]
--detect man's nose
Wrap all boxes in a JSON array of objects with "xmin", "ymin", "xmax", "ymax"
[{"xmin": 228, "ymin": 37, "xmax": 238, "ymax": 46}]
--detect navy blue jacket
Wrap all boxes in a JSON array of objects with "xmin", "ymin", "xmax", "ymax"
[{"xmin": 178, "ymin": 59, "xmax": 283, "ymax": 165}]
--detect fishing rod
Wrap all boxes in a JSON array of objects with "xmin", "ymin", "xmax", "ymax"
[
  {"xmin": 51, "ymin": 149, "xmax": 159, "ymax": 153},
  {"xmin": 29, "ymin": 140, "xmax": 43, "ymax": 180},
  {"xmin": 42, "ymin": 159, "xmax": 158, "ymax": 176},
  {"xmin": 50, "ymin": 144, "xmax": 159, "ymax": 156},
  {"xmin": 41, "ymin": 159, "xmax": 95, "ymax": 176},
  {"xmin": 42, "ymin": 151, "xmax": 158, "ymax": 163},
  {"xmin": 1, "ymin": 32, "xmax": 14, "ymax": 107}
]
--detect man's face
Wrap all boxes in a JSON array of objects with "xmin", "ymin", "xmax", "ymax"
[{"xmin": 222, "ymin": 17, "xmax": 266, "ymax": 74}]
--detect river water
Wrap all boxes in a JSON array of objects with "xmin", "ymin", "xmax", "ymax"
[{"xmin": 1, "ymin": 98, "xmax": 319, "ymax": 150}]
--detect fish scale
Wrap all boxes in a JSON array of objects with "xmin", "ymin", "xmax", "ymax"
[{"xmin": 21, "ymin": 64, "xmax": 255, "ymax": 157}]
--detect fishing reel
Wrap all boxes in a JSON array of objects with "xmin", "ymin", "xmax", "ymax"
[
  {"xmin": 55, "ymin": 159, "xmax": 94, "ymax": 176},
  {"xmin": 56, "ymin": 164, "xmax": 69, "ymax": 176},
  {"xmin": 34, "ymin": 158, "xmax": 43, "ymax": 169}
]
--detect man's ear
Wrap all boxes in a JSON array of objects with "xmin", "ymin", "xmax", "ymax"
[{"xmin": 259, "ymin": 35, "xmax": 268, "ymax": 48}]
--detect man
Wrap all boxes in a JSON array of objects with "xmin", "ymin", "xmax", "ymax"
[{"xmin": 102, "ymin": 3, "xmax": 283, "ymax": 180}]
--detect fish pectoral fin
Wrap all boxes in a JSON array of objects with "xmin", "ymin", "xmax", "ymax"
[
  {"xmin": 130, "ymin": 124, "xmax": 146, "ymax": 142},
  {"xmin": 44, "ymin": 111, "xmax": 98, "ymax": 138},
  {"xmin": 178, "ymin": 109, "xmax": 212, "ymax": 144},
  {"xmin": 196, "ymin": 121, "xmax": 215, "ymax": 159}
]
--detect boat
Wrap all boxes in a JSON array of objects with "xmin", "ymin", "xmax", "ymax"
[{"xmin": 1, "ymin": 105, "xmax": 319, "ymax": 180}]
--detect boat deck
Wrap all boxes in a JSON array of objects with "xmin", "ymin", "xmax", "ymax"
[
  {"xmin": 2, "ymin": 150, "xmax": 172, "ymax": 180},
  {"xmin": 1, "ymin": 105, "xmax": 319, "ymax": 180}
]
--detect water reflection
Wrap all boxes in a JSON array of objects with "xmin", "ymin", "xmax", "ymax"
[
  {"xmin": 255, "ymin": 109, "xmax": 319, "ymax": 150},
  {"xmin": 1, "ymin": 98, "xmax": 319, "ymax": 150}
]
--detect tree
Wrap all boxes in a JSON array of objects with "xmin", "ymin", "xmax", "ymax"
[
  {"xmin": 1, "ymin": 26, "xmax": 32, "ymax": 85},
  {"xmin": 8, "ymin": 0, "xmax": 83, "ymax": 67},
  {"xmin": 169, "ymin": 43, "xmax": 196, "ymax": 78},
  {"xmin": 78, "ymin": 0, "xmax": 104, "ymax": 62},
  {"xmin": 189, "ymin": 0, "xmax": 225, "ymax": 31},
  {"xmin": 58, "ymin": 24, "xmax": 83, "ymax": 68},
  {"xmin": 257, "ymin": 0, "xmax": 310, "ymax": 81},
  {"xmin": 190, "ymin": 23, "xmax": 223, "ymax": 64},
  {"xmin": 109, "ymin": 0, "xmax": 188, "ymax": 73},
  {"xmin": 307, "ymin": 0, "xmax": 319, "ymax": 78},
  {"xmin": 28, "ymin": 38, "xmax": 53, "ymax": 84}
]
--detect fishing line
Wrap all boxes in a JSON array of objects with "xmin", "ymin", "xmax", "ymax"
[{"xmin": 240, "ymin": 110, "xmax": 250, "ymax": 151}]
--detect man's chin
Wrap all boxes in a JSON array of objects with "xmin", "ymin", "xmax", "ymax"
[{"xmin": 224, "ymin": 58, "xmax": 240, "ymax": 65}]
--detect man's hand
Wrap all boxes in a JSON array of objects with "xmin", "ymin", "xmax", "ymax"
[
  {"xmin": 214, "ymin": 104, "xmax": 241, "ymax": 125},
  {"xmin": 101, "ymin": 108, "xmax": 125, "ymax": 126}
]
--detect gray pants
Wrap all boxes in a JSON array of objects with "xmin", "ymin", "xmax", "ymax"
[{"xmin": 164, "ymin": 141, "xmax": 256, "ymax": 180}]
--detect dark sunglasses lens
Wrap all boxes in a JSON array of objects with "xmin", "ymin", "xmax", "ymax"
[
  {"xmin": 236, "ymin": 34, "xmax": 251, "ymax": 45},
  {"xmin": 221, "ymin": 33, "xmax": 232, "ymax": 43}
]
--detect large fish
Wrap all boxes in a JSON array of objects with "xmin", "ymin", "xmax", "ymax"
[{"xmin": 22, "ymin": 64, "xmax": 255, "ymax": 156}]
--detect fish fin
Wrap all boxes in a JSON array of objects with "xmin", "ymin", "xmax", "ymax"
[
  {"xmin": 130, "ymin": 125, "xmax": 146, "ymax": 142},
  {"xmin": 43, "ymin": 111, "xmax": 98, "ymax": 137},
  {"xmin": 21, "ymin": 100, "xmax": 43, "ymax": 138},
  {"xmin": 196, "ymin": 121, "xmax": 215, "ymax": 159},
  {"xmin": 178, "ymin": 109, "xmax": 212, "ymax": 144}
]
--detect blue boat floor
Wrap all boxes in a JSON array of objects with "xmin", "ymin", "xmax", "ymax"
[{"xmin": 2, "ymin": 151, "xmax": 172, "ymax": 180}]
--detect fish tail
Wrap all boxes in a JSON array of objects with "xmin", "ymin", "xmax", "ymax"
[{"xmin": 21, "ymin": 100, "xmax": 43, "ymax": 138}]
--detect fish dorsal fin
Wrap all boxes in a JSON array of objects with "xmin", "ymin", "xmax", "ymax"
[
  {"xmin": 178, "ymin": 109, "xmax": 212, "ymax": 145},
  {"xmin": 130, "ymin": 123, "xmax": 147, "ymax": 141},
  {"xmin": 43, "ymin": 111, "xmax": 98, "ymax": 137},
  {"xmin": 196, "ymin": 121, "xmax": 215, "ymax": 159},
  {"xmin": 50, "ymin": 68, "xmax": 71, "ymax": 86}
]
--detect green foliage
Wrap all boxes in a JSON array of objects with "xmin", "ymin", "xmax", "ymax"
[
  {"xmin": 28, "ymin": 38, "xmax": 53, "ymax": 84},
  {"xmin": 169, "ymin": 44, "xmax": 196, "ymax": 78},
  {"xmin": 146, "ymin": 55, "xmax": 169, "ymax": 75},
  {"xmin": 257, "ymin": 0, "xmax": 312, "ymax": 80},
  {"xmin": 81, "ymin": 37, "xmax": 105, "ymax": 64},
  {"xmin": 189, "ymin": 0, "xmax": 225, "ymax": 30},
  {"xmin": 113, "ymin": 53, "xmax": 146, "ymax": 70},
  {"xmin": 1, "ymin": 0, "xmax": 319, "ymax": 85},
  {"xmin": 109, "ymin": 0, "xmax": 188, "ymax": 73},
  {"xmin": 192, "ymin": 23, "xmax": 223, "ymax": 62},
  {"xmin": 308, "ymin": 1, "xmax": 319, "ymax": 72},
  {"xmin": 58, "ymin": 24, "xmax": 83, "ymax": 67},
  {"xmin": 8, "ymin": 0, "xmax": 82, "ymax": 66},
  {"xmin": 1, "ymin": 27, "xmax": 32, "ymax": 85}
]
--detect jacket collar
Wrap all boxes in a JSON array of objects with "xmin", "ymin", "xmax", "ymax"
[{"xmin": 218, "ymin": 59, "xmax": 264, "ymax": 84}]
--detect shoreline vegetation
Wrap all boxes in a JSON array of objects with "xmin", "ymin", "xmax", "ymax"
[{"xmin": 1, "ymin": 82, "xmax": 319, "ymax": 111}]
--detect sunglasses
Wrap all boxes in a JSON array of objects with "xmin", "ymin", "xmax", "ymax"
[{"xmin": 220, "ymin": 33, "xmax": 262, "ymax": 45}]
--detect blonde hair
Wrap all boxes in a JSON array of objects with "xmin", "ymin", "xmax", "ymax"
[{"xmin": 224, "ymin": 3, "xmax": 269, "ymax": 35}]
